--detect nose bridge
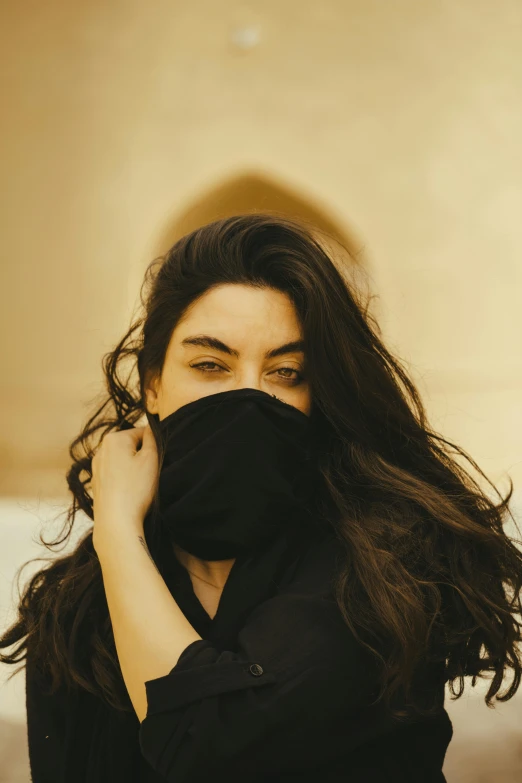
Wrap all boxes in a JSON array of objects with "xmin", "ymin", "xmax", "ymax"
[
  {"xmin": 232, "ymin": 364, "xmax": 264, "ymax": 393},
  {"xmin": 230, "ymin": 372, "xmax": 283, "ymax": 402}
]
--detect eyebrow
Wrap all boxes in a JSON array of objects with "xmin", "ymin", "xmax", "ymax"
[{"xmin": 180, "ymin": 334, "xmax": 305, "ymax": 360}]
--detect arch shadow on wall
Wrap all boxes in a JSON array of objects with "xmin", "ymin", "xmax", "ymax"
[{"xmin": 153, "ymin": 169, "xmax": 367, "ymax": 268}]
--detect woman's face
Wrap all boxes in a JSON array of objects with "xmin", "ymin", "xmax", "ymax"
[{"xmin": 145, "ymin": 284, "xmax": 311, "ymax": 420}]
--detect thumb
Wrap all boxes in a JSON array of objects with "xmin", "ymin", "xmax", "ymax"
[{"xmin": 141, "ymin": 423, "xmax": 156, "ymax": 448}]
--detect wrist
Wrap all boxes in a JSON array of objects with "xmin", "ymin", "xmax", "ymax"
[{"xmin": 92, "ymin": 517, "xmax": 144, "ymax": 556}]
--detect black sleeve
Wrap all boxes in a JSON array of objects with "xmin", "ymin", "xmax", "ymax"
[
  {"xmin": 25, "ymin": 645, "xmax": 68, "ymax": 783},
  {"xmin": 138, "ymin": 592, "xmax": 380, "ymax": 781}
]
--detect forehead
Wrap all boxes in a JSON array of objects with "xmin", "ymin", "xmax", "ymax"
[{"xmin": 179, "ymin": 285, "xmax": 302, "ymax": 331}]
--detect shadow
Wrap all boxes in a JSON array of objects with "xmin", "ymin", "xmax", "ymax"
[{"xmin": 153, "ymin": 168, "xmax": 366, "ymax": 265}]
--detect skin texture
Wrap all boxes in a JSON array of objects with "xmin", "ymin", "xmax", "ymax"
[{"xmin": 144, "ymin": 283, "xmax": 311, "ymax": 594}]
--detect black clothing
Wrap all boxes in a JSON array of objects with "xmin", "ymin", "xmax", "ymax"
[
  {"xmin": 26, "ymin": 524, "xmax": 453, "ymax": 782},
  {"xmin": 153, "ymin": 387, "xmax": 322, "ymax": 560}
]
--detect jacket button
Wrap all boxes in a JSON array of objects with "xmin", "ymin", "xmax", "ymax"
[{"xmin": 249, "ymin": 663, "xmax": 264, "ymax": 676}]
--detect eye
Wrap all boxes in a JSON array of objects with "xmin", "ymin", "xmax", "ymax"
[
  {"xmin": 190, "ymin": 361, "xmax": 223, "ymax": 373},
  {"xmin": 276, "ymin": 367, "xmax": 304, "ymax": 384},
  {"xmin": 190, "ymin": 362, "xmax": 304, "ymax": 385}
]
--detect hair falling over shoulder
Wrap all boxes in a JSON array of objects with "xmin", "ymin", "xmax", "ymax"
[{"xmin": 2, "ymin": 212, "xmax": 521, "ymax": 721}]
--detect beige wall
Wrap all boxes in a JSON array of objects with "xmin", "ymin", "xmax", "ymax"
[{"xmin": 0, "ymin": 0, "xmax": 521, "ymax": 499}]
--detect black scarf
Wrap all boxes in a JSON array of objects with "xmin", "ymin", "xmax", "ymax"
[
  {"xmin": 150, "ymin": 387, "xmax": 329, "ymax": 649},
  {"xmin": 155, "ymin": 387, "xmax": 322, "ymax": 558}
]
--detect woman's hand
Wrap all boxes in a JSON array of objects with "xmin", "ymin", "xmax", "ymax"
[{"xmin": 91, "ymin": 424, "xmax": 159, "ymax": 551}]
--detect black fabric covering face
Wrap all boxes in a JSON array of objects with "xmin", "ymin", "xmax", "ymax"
[
  {"xmin": 150, "ymin": 387, "xmax": 329, "ymax": 652},
  {"xmin": 153, "ymin": 387, "xmax": 322, "ymax": 561}
]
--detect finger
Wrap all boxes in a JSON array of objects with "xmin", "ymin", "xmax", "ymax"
[
  {"xmin": 125, "ymin": 423, "xmax": 153, "ymax": 451},
  {"xmin": 123, "ymin": 425, "xmax": 147, "ymax": 442},
  {"xmin": 110, "ymin": 426, "xmax": 145, "ymax": 454},
  {"xmin": 141, "ymin": 423, "xmax": 156, "ymax": 449}
]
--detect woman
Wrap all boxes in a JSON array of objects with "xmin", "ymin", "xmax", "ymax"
[{"xmin": 1, "ymin": 213, "xmax": 521, "ymax": 782}]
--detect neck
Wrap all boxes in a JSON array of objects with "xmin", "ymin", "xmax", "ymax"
[{"xmin": 172, "ymin": 542, "xmax": 236, "ymax": 590}]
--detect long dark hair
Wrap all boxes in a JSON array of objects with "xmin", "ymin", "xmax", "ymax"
[{"xmin": 2, "ymin": 212, "xmax": 521, "ymax": 722}]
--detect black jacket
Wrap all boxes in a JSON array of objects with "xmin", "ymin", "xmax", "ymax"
[{"xmin": 26, "ymin": 532, "xmax": 453, "ymax": 782}]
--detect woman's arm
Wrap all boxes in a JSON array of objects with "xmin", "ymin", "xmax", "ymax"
[
  {"xmin": 91, "ymin": 422, "xmax": 204, "ymax": 721},
  {"xmin": 95, "ymin": 527, "xmax": 203, "ymax": 723}
]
